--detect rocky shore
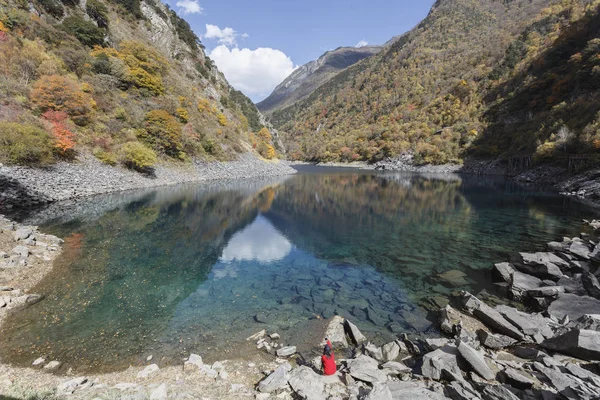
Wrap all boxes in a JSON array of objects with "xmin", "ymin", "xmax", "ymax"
[
  {"xmin": 1, "ymin": 209, "xmax": 600, "ymax": 399},
  {"xmin": 0, "ymin": 153, "xmax": 296, "ymax": 211}
]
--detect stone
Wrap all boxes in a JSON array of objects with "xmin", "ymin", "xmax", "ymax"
[
  {"xmin": 565, "ymin": 362, "xmax": 600, "ymax": 385},
  {"xmin": 438, "ymin": 270, "xmax": 469, "ymax": 287},
  {"xmin": 11, "ymin": 245, "xmax": 29, "ymax": 259},
  {"xmin": 270, "ymin": 333, "xmax": 280, "ymax": 340},
  {"xmin": 149, "ymin": 383, "xmax": 167, "ymax": 400},
  {"xmin": 425, "ymin": 338, "xmax": 450, "ymax": 351},
  {"xmin": 570, "ymin": 314, "xmax": 600, "ymax": 331},
  {"xmin": 481, "ymin": 385, "xmax": 520, "ymax": 400},
  {"xmin": 382, "ymin": 341, "xmax": 400, "ymax": 362},
  {"xmin": 421, "ymin": 345, "xmax": 461, "ymax": 380},
  {"xmin": 183, "ymin": 354, "xmax": 203, "ymax": 371},
  {"xmin": 541, "ymin": 329, "xmax": 600, "ymax": 361},
  {"xmin": 257, "ymin": 363, "xmax": 292, "ymax": 393},
  {"xmin": 569, "ymin": 239, "xmax": 591, "ymax": 259},
  {"xmin": 460, "ymin": 293, "xmax": 524, "ymax": 340},
  {"xmin": 456, "ymin": 341, "xmax": 495, "ymax": 380},
  {"xmin": 381, "ymin": 361, "xmax": 411, "ymax": 374},
  {"xmin": 247, "ymin": 330, "xmax": 266, "ymax": 341},
  {"xmin": 211, "ymin": 361, "xmax": 224, "ymax": 371},
  {"xmin": 324, "ymin": 316, "xmax": 348, "ymax": 348},
  {"xmin": 532, "ymin": 361, "xmax": 579, "ymax": 393},
  {"xmin": 365, "ymin": 382, "xmax": 393, "ymax": 400},
  {"xmin": 548, "ymin": 293, "xmax": 600, "ymax": 320},
  {"xmin": 439, "ymin": 305, "xmax": 489, "ymax": 338},
  {"xmin": 57, "ymin": 377, "xmax": 88, "ymax": 395},
  {"xmin": 557, "ymin": 276, "xmax": 587, "ymax": 295},
  {"xmin": 492, "ymin": 263, "xmax": 514, "ymax": 284},
  {"xmin": 499, "ymin": 367, "xmax": 534, "ymax": 389},
  {"xmin": 43, "ymin": 361, "xmax": 61, "ymax": 371},
  {"xmin": 348, "ymin": 355, "xmax": 387, "ymax": 383},
  {"xmin": 14, "ymin": 227, "xmax": 33, "ymax": 241},
  {"xmin": 137, "ymin": 364, "xmax": 159, "ymax": 378},
  {"xmin": 477, "ymin": 330, "xmax": 516, "ymax": 350},
  {"xmin": 518, "ymin": 252, "xmax": 567, "ymax": 279},
  {"xmin": 287, "ymin": 366, "xmax": 325, "ymax": 400},
  {"xmin": 365, "ymin": 343, "xmax": 384, "ymax": 361},
  {"xmin": 526, "ymin": 286, "xmax": 564, "ymax": 298},
  {"xmin": 582, "ymin": 271, "xmax": 600, "ymax": 299},
  {"xmin": 510, "ymin": 271, "xmax": 543, "ymax": 300},
  {"xmin": 276, "ymin": 346, "xmax": 297, "ymax": 357},
  {"xmin": 345, "ymin": 319, "xmax": 366, "ymax": 345},
  {"xmin": 445, "ymin": 380, "xmax": 481, "ymax": 400},
  {"xmin": 386, "ymin": 381, "xmax": 450, "ymax": 399},
  {"xmin": 32, "ymin": 357, "xmax": 45, "ymax": 366},
  {"xmin": 495, "ymin": 305, "xmax": 553, "ymax": 338}
]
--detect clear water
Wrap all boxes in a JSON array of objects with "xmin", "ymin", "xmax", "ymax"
[{"xmin": 0, "ymin": 168, "xmax": 593, "ymax": 373}]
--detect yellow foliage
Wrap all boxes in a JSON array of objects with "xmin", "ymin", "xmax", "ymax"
[
  {"xmin": 0, "ymin": 21, "xmax": 8, "ymax": 32},
  {"xmin": 217, "ymin": 113, "xmax": 227, "ymax": 126},
  {"xmin": 176, "ymin": 107, "xmax": 189, "ymax": 123},
  {"xmin": 258, "ymin": 127, "xmax": 272, "ymax": 141},
  {"xmin": 197, "ymin": 99, "xmax": 216, "ymax": 114}
]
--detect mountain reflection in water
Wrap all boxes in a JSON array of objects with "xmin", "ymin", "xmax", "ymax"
[{"xmin": 0, "ymin": 170, "xmax": 592, "ymax": 373}]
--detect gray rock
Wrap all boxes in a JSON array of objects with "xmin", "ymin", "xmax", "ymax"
[
  {"xmin": 569, "ymin": 239, "xmax": 591, "ymax": 260},
  {"xmin": 582, "ymin": 271, "xmax": 600, "ymax": 299},
  {"xmin": 510, "ymin": 271, "xmax": 543, "ymax": 300},
  {"xmin": 382, "ymin": 341, "xmax": 400, "ymax": 362},
  {"xmin": 287, "ymin": 366, "xmax": 325, "ymax": 400},
  {"xmin": 532, "ymin": 361, "xmax": 579, "ymax": 393},
  {"xmin": 492, "ymin": 263, "xmax": 514, "ymax": 284},
  {"xmin": 570, "ymin": 314, "xmax": 600, "ymax": 331},
  {"xmin": 382, "ymin": 361, "xmax": 411, "ymax": 374},
  {"xmin": 276, "ymin": 346, "xmax": 297, "ymax": 357},
  {"xmin": 565, "ymin": 362, "xmax": 600, "ymax": 385},
  {"xmin": 548, "ymin": 293, "xmax": 600, "ymax": 320},
  {"xmin": 387, "ymin": 381, "xmax": 450, "ymax": 399},
  {"xmin": 477, "ymin": 330, "xmax": 516, "ymax": 350},
  {"xmin": 32, "ymin": 357, "xmax": 45, "ymax": 366},
  {"xmin": 499, "ymin": 367, "xmax": 534, "ymax": 389},
  {"xmin": 421, "ymin": 345, "xmax": 461, "ymax": 380},
  {"xmin": 14, "ymin": 227, "xmax": 33, "ymax": 241},
  {"xmin": 495, "ymin": 305, "xmax": 553, "ymax": 338},
  {"xmin": 57, "ymin": 377, "xmax": 88, "ymax": 395},
  {"xmin": 456, "ymin": 341, "xmax": 495, "ymax": 381},
  {"xmin": 183, "ymin": 353, "xmax": 203, "ymax": 371},
  {"xmin": 365, "ymin": 382, "xmax": 393, "ymax": 400},
  {"xmin": 425, "ymin": 338, "xmax": 450, "ymax": 351},
  {"xmin": 444, "ymin": 380, "xmax": 481, "ymax": 400},
  {"xmin": 348, "ymin": 355, "xmax": 387, "ymax": 383},
  {"xmin": 557, "ymin": 276, "xmax": 587, "ymax": 295},
  {"xmin": 137, "ymin": 364, "xmax": 159, "ymax": 378},
  {"xmin": 43, "ymin": 361, "xmax": 61, "ymax": 371},
  {"xmin": 325, "ymin": 316, "xmax": 348, "ymax": 348},
  {"xmin": 481, "ymin": 385, "xmax": 520, "ymax": 400},
  {"xmin": 541, "ymin": 329, "xmax": 600, "ymax": 361},
  {"xmin": 365, "ymin": 343, "xmax": 384, "ymax": 361},
  {"xmin": 345, "ymin": 319, "xmax": 366, "ymax": 345},
  {"xmin": 518, "ymin": 252, "xmax": 567, "ymax": 279},
  {"xmin": 460, "ymin": 293, "xmax": 524, "ymax": 340},
  {"xmin": 11, "ymin": 245, "xmax": 29, "ymax": 259},
  {"xmin": 149, "ymin": 383, "xmax": 167, "ymax": 400},
  {"xmin": 257, "ymin": 363, "xmax": 292, "ymax": 393},
  {"xmin": 526, "ymin": 286, "xmax": 564, "ymax": 298}
]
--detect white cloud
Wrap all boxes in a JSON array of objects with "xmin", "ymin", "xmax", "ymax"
[
  {"xmin": 204, "ymin": 24, "xmax": 238, "ymax": 46},
  {"xmin": 209, "ymin": 45, "xmax": 296, "ymax": 101},
  {"xmin": 241, "ymin": 33, "xmax": 249, "ymax": 38},
  {"xmin": 175, "ymin": 0, "xmax": 202, "ymax": 15},
  {"xmin": 356, "ymin": 40, "xmax": 368, "ymax": 48}
]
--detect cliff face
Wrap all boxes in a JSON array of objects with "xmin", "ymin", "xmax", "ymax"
[
  {"xmin": 0, "ymin": 0, "xmax": 276, "ymax": 168},
  {"xmin": 257, "ymin": 45, "xmax": 382, "ymax": 115}
]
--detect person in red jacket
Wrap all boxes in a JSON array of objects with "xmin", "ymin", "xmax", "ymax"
[{"xmin": 321, "ymin": 338, "xmax": 337, "ymax": 375}]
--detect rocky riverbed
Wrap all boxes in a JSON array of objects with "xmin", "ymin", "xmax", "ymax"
[
  {"xmin": 1, "ymin": 214, "xmax": 600, "ymax": 399},
  {"xmin": 0, "ymin": 153, "xmax": 296, "ymax": 211}
]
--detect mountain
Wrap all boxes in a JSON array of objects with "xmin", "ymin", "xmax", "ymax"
[
  {"xmin": 256, "ymin": 45, "xmax": 383, "ymax": 115},
  {"xmin": 0, "ymin": 0, "xmax": 278, "ymax": 169},
  {"xmin": 272, "ymin": 0, "xmax": 600, "ymax": 165}
]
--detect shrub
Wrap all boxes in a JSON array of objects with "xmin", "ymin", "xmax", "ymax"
[
  {"xmin": 257, "ymin": 141, "xmax": 276, "ymax": 159},
  {"xmin": 31, "ymin": 75, "xmax": 93, "ymax": 125},
  {"xmin": 42, "ymin": 110, "xmax": 76, "ymax": 157},
  {"xmin": 86, "ymin": 0, "xmax": 108, "ymax": 28},
  {"xmin": 0, "ymin": 122, "xmax": 55, "ymax": 165},
  {"xmin": 60, "ymin": 16, "xmax": 105, "ymax": 47},
  {"xmin": 140, "ymin": 110, "xmax": 182, "ymax": 158},
  {"xmin": 121, "ymin": 141, "xmax": 156, "ymax": 170},
  {"xmin": 36, "ymin": 0, "xmax": 64, "ymax": 19},
  {"xmin": 217, "ymin": 113, "xmax": 227, "ymax": 126},
  {"xmin": 175, "ymin": 107, "xmax": 188, "ymax": 123},
  {"xmin": 93, "ymin": 148, "xmax": 117, "ymax": 165}
]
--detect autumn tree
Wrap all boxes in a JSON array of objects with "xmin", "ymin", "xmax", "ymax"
[
  {"xmin": 31, "ymin": 75, "xmax": 93, "ymax": 125},
  {"xmin": 140, "ymin": 110, "xmax": 183, "ymax": 158}
]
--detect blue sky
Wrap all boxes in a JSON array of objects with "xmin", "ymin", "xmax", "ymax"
[{"xmin": 166, "ymin": 0, "xmax": 435, "ymax": 102}]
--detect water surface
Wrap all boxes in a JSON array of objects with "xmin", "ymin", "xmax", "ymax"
[{"xmin": 0, "ymin": 168, "xmax": 592, "ymax": 373}]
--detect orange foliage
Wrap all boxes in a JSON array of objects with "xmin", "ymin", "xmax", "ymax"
[
  {"xmin": 42, "ymin": 111, "xmax": 76, "ymax": 154},
  {"xmin": 31, "ymin": 75, "xmax": 92, "ymax": 124}
]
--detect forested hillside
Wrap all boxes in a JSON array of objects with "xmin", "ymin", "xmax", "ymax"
[
  {"xmin": 273, "ymin": 0, "xmax": 600, "ymax": 165},
  {"xmin": 0, "ymin": 0, "xmax": 278, "ymax": 170}
]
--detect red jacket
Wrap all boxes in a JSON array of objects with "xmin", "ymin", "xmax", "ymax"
[{"xmin": 322, "ymin": 340, "xmax": 336, "ymax": 375}]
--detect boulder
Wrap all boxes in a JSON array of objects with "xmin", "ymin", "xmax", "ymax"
[
  {"xmin": 324, "ymin": 316, "xmax": 348, "ymax": 348},
  {"xmin": 137, "ymin": 364, "xmax": 159, "ymax": 378},
  {"xmin": 56, "ymin": 377, "xmax": 88, "ymax": 395},
  {"xmin": 276, "ymin": 346, "xmax": 297, "ymax": 357},
  {"xmin": 149, "ymin": 383, "xmax": 167, "ymax": 400},
  {"xmin": 444, "ymin": 380, "xmax": 481, "ymax": 400},
  {"xmin": 348, "ymin": 355, "xmax": 387, "ymax": 383},
  {"xmin": 541, "ymin": 329, "xmax": 600, "ymax": 361},
  {"xmin": 386, "ymin": 381, "xmax": 450, "ymax": 399},
  {"xmin": 439, "ymin": 305, "xmax": 489, "ymax": 338},
  {"xmin": 257, "ymin": 363, "xmax": 291, "ymax": 393},
  {"xmin": 570, "ymin": 314, "xmax": 600, "ymax": 331},
  {"xmin": 532, "ymin": 361, "xmax": 581, "ymax": 395},
  {"xmin": 381, "ymin": 361, "xmax": 411, "ymax": 374},
  {"xmin": 481, "ymin": 385, "xmax": 520, "ymax": 400},
  {"xmin": 287, "ymin": 366, "xmax": 326, "ymax": 400},
  {"xmin": 43, "ymin": 361, "xmax": 61, "ymax": 371},
  {"xmin": 460, "ymin": 293, "xmax": 524, "ymax": 340},
  {"xmin": 518, "ymin": 252, "xmax": 567, "ymax": 279},
  {"xmin": 421, "ymin": 345, "xmax": 461, "ymax": 380},
  {"xmin": 344, "ymin": 319, "xmax": 366, "ymax": 345},
  {"xmin": 557, "ymin": 276, "xmax": 587, "ymax": 295},
  {"xmin": 526, "ymin": 286, "xmax": 564, "ymax": 298},
  {"xmin": 495, "ymin": 305, "xmax": 553, "ymax": 338},
  {"xmin": 14, "ymin": 227, "xmax": 33, "ymax": 241},
  {"xmin": 246, "ymin": 330, "xmax": 266, "ymax": 341},
  {"xmin": 11, "ymin": 245, "xmax": 29, "ymax": 259},
  {"xmin": 582, "ymin": 271, "xmax": 600, "ymax": 299},
  {"xmin": 509, "ymin": 271, "xmax": 542, "ymax": 300},
  {"xmin": 492, "ymin": 263, "xmax": 514, "ymax": 284},
  {"xmin": 365, "ymin": 343, "xmax": 384, "ymax": 361},
  {"xmin": 183, "ymin": 354, "xmax": 203, "ymax": 371},
  {"xmin": 569, "ymin": 239, "xmax": 591, "ymax": 260},
  {"xmin": 424, "ymin": 338, "xmax": 450, "ymax": 351},
  {"xmin": 548, "ymin": 293, "xmax": 600, "ymax": 320},
  {"xmin": 382, "ymin": 341, "xmax": 400, "ymax": 362},
  {"xmin": 365, "ymin": 382, "xmax": 393, "ymax": 400},
  {"xmin": 499, "ymin": 367, "xmax": 534, "ymax": 389},
  {"xmin": 456, "ymin": 341, "xmax": 495, "ymax": 381},
  {"xmin": 477, "ymin": 330, "xmax": 516, "ymax": 350}
]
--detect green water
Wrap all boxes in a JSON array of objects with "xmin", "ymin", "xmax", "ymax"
[{"xmin": 0, "ymin": 168, "xmax": 593, "ymax": 373}]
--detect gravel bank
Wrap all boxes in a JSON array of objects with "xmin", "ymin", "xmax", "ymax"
[{"xmin": 0, "ymin": 153, "xmax": 296, "ymax": 211}]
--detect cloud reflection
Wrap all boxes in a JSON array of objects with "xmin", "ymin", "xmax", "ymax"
[{"xmin": 220, "ymin": 215, "xmax": 292, "ymax": 263}]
